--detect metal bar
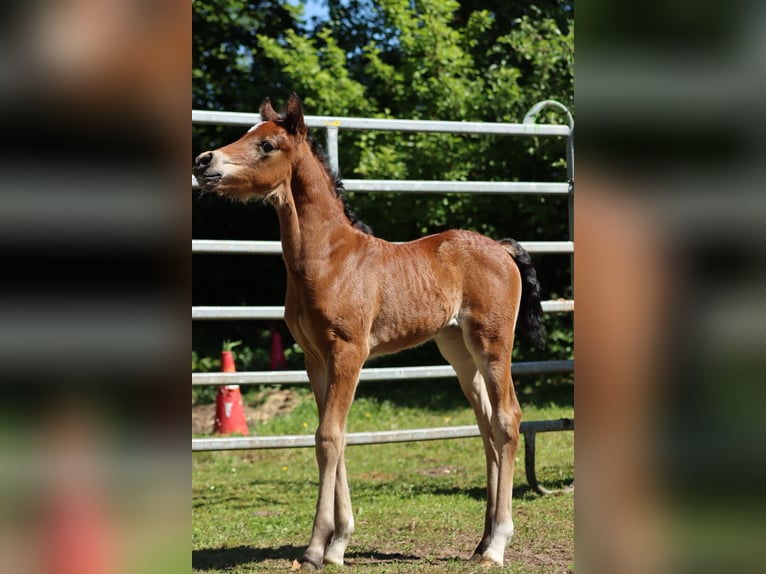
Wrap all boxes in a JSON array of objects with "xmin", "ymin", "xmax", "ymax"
[
  {"xmin": 542, "ymin": 300, "xmax": 574, "ymax": 312},
  {"xmin": 344, "ymin": 180, "xmax": 569, "ymax": 195},
  {"xmin": 192, "ymin": 110, "xmax": 570, "ymax": 137},
  {"xmin": 193, "ymin": 175, "xmax": 568, "ymax": 195},
  {"xmin": 325, "ymin": 126, "xmax": 339, "ymax": 173},
  {"xmin": 521, "ymin": 241, "xmax": 574, "ymax": 254},
  {"xmin": 523, "ymin": 100, "xmax": 574, "ymax": 132},
  {"xmin": 191, "ymin": 240, "xmax": 283, "ymax": 254},
  {"xmin": 524, "ymin": 426, "xmax": 575, "ymax": 495},
  {"xmin": 192, "ymin": 300, "xmax": 572, "ymax": 320},
  {"xmin": 192, "ymin": 306, "xmax": 286, "ymax": 320},
  {"xmin": 192, "ymin": 419, "xmax": 574, "ymax": 451},
  {"xmin": 191, "ymin": 360, "xmax": 574, "ymax": 386},
  {"xmin": 191, "ymin": 239, "xmax": 574, "ymax": 255}
]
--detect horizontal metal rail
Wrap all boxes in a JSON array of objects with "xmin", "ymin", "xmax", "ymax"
[
  {"xmin": 192, "ymin": 300, "xmax": 573, "ymax": 321},
  {"xmin": 192, "ymin": 419, "xmax": 573, "ymax": 451},
  {"xmin": 192, "ymin": 175, "xmax": 567, "ymax": 195},
  {"xmin": 192, "ymin": 110, "xmax": 570, "ymax": 137},
  {"xmin": 193, "ymin": 306, "xmax": 286, "ymax": 320},
  {"xmin": 192, "ymin": 239, "xmax": 574, "ymax": 255},
  {"xmin": 344, "ymin": 180, "xmax": 569, "ymax": 195},
  {"xmin": 192, "ymin": 240, "xmax": 284, "ymax": 254},
  {"xmin": 191, "ymin": 360, "xmax": 573, "ymax": 386}
]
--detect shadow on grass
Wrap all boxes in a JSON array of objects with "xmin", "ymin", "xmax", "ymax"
[
  {"xmin": 351, "ymin": 478, "xmax": 573, "ymax": 503},
  {"xmin": 413, "ymin": 482, "xmax": 573, "ymax": 501},
  {"xmin": 355, "ymin": 376, "xmax": 573, "ymax": 412},
  {"xmin": 344, "ymin": 550, "xmax": 421, "ymax": 564},
  {"xmin": 192, "ymin": 545, "xmax": 421, "ymax": 569},
  {"xmin": 192, "ymin": 544, "xmax": 302, "ymax": 569}
]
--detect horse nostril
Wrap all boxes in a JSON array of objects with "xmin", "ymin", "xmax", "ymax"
[{"xmin": 195, "ymin": 151, "xmax": 213, "ymax": 169}]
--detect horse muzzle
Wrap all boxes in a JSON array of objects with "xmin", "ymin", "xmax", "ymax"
[{"xmin": 193, "ymin": 151, "xmax": 222, "ymax": 190}]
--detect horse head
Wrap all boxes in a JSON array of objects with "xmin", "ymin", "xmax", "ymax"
[{"xmin": 193, "ymin": 93, "xmax": 307, "ymax": 203}]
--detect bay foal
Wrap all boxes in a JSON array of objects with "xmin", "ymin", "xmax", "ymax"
[{"xmin": 194, "ymin": 94, "xmax": 546, "ymax": 570}]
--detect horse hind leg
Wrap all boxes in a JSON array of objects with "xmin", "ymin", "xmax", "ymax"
[
  {"xmin": 476, "ymin": 348, "xmax": 521, "ymax": 566},
  {"xmin": 435, "ymin": 327, "xmax": 498, "ymax": 562},
  {"xmin": 456, "ymin": 320, "xmax": 522, "ymax": 567}
]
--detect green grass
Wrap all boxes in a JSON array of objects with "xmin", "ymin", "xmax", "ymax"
[{"xmin": 192, "ymin": 379, "xmax": 574, "ymax": 573}]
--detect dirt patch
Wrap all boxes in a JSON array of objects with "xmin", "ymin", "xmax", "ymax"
[
  {"xmin": 192, "ymin": 388, "xmax": 300, "ymax": 435},
  {"xmin": 417, "ymin": 465, "xmax": 458, "ymax": 477},
  {"xmin": 191, "ymin": 403, "xmax": 216, "ymax": 435}
]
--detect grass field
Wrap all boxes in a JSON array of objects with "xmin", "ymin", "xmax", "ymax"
[{"xmin": 192, "ymin": 378, "xmax": 574, "ymax": 573}]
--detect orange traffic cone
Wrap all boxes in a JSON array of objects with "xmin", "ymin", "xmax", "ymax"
[
  {"xmin": 213, "ymin": 349, "xmax": 249, "ymax": 435},
  {"xmin": 270, "ymin": 329, "xmax": 287, "ymax": 370}
]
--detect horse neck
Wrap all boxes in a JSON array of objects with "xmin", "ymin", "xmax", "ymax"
[{"xmin": 275, "ymin": 149, "xmax": 352, "ymax": 274}]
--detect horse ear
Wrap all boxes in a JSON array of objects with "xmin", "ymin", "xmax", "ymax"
[
  {"xmin": 283, "ymin": 92, "xmax": 307, "ymax": 142},
  {"xmin": 259, "ymin": 97, "xmax": 280, "ymax": 122}
]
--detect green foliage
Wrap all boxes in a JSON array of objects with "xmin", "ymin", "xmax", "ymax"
[
  {"xmin": 193, "ymin": 338, "xmax": 305, "ymax": 374},
  {"xmin": 247, "ymin": 0, "xmax": 574, "ymax": 246},
  {"xmin": 221, "ymin": 339, "xmax": 242, "ymax": 352},
  {"xmin": 258, "ymin": 28, "xmax": 373, "ymax": 115}
]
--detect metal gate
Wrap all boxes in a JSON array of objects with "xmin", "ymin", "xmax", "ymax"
[{"xmin": 192, "ymin": 100, "xmax": 574, "ymax": 494}]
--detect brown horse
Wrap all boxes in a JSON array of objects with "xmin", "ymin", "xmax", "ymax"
[{"xmin": 193, "ymin": 94, "xmax": 546, "ymax": 570}]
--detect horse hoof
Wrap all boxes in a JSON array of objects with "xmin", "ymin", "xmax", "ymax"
[
  {"xmin": 469, "ymin": 553, "xmax": 483, "ymax": 563},
  {"xmin": 292, "ymin": 558, "xmax": 321, "ymax": 571},
  {"xmin": 480, "ymin": 558, "xmax": 503, "ymax": 567},
  {"xmin": 479, "ymin": 552, "xmax": 504, "ymax": 567}
]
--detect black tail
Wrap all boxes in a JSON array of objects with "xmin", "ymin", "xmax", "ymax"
[{"xmin": 499, "ymin": 238, "xmax": 546, "ymax": 349}]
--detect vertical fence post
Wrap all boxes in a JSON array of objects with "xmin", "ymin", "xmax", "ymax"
[
  {"xmin": 326, "ymin": 125, "xmax": 340, "ymax": 174},
  {"xmin": 522, "ymin": 100, "xmax": 575, "ymax": 494}
]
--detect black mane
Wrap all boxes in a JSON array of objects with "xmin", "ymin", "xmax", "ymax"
[{"xmin": 308, "ymin": 135, "xmax": 373, "ymax": 235}]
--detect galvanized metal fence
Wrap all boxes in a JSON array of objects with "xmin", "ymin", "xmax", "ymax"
[{"xmin": 192, "ymin": 101, "xmax": 574, "ymax": 494}]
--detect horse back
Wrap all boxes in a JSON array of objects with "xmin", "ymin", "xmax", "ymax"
[{"xmin": 366, "ymin": 229, "xmax": 522, "ymax": 356}]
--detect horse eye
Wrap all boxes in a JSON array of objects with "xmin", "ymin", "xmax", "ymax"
[{"xmin": 260, "ymin": 141, "xmax": 275, "ymax": 153}]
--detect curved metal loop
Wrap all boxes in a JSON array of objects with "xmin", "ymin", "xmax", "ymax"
[
  {"xmin": 523, "ymin": 427, "xmax": 575, "ymax": 496},
  {"xmin": 523, "ymin": 99, "xmax": 574, "ymax": 131}
]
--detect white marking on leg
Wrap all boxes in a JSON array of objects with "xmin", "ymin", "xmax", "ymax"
[
  {"xmin": 324, "ymin": 517, "xmax": 353, "ymax": 565},
  {"xmin": 482, "ymin": 519, "xmax": 514, "ymax": 566},
  {"xmin": 325, "ymin": 456, "xmax": 355, "ymax": 565}
]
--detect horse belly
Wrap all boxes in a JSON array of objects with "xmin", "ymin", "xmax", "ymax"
[{"xmin": 368, "ymin": 284, "xmax": 459, "ymax": 357}]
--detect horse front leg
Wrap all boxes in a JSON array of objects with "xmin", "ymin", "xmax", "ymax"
[
  {"xmin": 299, "ymin": 343, "xmax": 364, "ymax": 571},
  {"xmin": 299, "ymin": 353, "xmax": 330, "ymax": 570}
]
